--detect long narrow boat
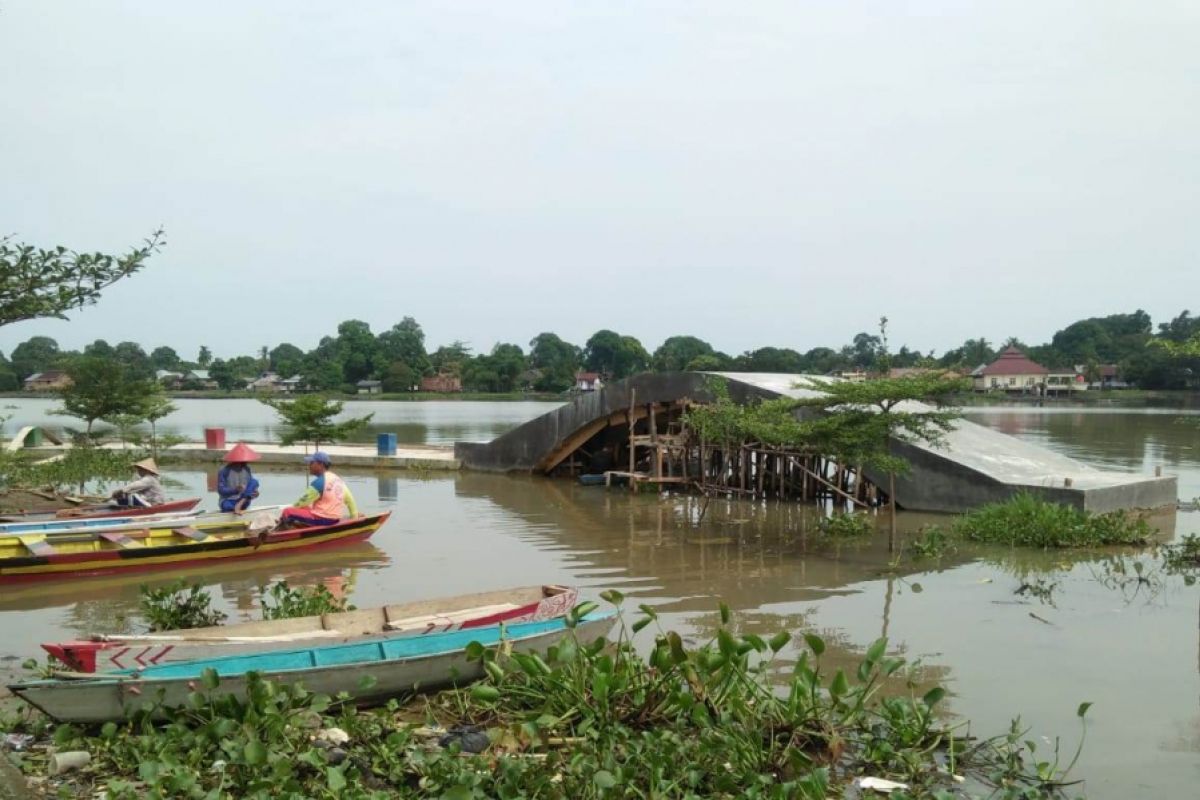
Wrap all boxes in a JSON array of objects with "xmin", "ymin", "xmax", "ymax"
[
  {"xmin": 0, "ymin": 498, "xmax": 201, "ymax": 524},
  {"xmin": 0, "ymin": 512, "xmax": 390, "ymax": 582},
  {"xmin": 0, "ymin": 506, "xmax": 286, "ymax": 537},
  {"xmin": 11, "ymin": 612, "xmax": 616, "ymax": 723},
  {"xmin": 44, "ymin": 584, "xmax": 580, "ymax": 672}
]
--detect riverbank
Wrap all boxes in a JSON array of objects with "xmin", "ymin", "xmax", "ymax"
[{"xmin": 20, "ymin": 441, "xmax": 460, "ymax": 471}]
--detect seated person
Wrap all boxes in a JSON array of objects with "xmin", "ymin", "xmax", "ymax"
[
  {"xmin": 111, "ymin": 459, "xmax": 165, "ymax": 507},
  {"xmin": 218, "ymin": 443, "xmax": 262, "ymax": 514},
  {"xmin": 278, "ymin": 452, "xmax": 358, "ymax": 527}
]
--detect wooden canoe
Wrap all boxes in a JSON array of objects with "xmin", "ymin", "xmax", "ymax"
[
  {"xmin": 0, "ymin": 506, "xmax": 285, "ymax": 538},
  {"xmin": 0, "ymin": 512, "xmax": 390, "ymax": 582},
  {"xmin": 0, "ymin": 498, "xmax": 201, "ymax": 523},
  {"xmin": 11, "ymin": 612, "xmax": 616, "ymax": 723},
  {"xmin": 44, "ymin": 584, "xmax": 580, "ymax": 672}
]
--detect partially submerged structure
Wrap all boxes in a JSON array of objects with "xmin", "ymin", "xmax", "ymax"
[{"xmin": 455, "ymin": 372, "xmax": 1177, "ymax": 514}]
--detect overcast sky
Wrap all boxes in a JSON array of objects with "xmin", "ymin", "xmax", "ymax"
[{"xmin": 2, "ymin": 1, "xmax": 1197, "ymax": 361}]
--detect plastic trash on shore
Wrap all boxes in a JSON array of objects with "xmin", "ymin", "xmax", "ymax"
[{"xmin": 857, "ymin": 776, "xmax": 909, "ymax": 793}]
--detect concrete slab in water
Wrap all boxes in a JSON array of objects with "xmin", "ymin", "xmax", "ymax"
[{"xmin": 456, "ymin": 372, "xmax": 1178, "ymax": 513}]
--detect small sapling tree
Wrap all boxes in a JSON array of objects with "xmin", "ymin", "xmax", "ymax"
[{"xmin": 260, "ymin": 394, "xmax": 373, "ymax": 450}]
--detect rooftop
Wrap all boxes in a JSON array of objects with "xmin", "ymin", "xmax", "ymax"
[{"xmin": 978, "ymin": 347, "xmax": 1048, "ymax": 376}]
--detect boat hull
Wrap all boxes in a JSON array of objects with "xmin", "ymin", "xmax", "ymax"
[
  {"xmin": 0, "ymin": 498, "xmax": 201, "ymax": 524},
  {"xmin": 0, "ymin": 512, "xmax": 390, "ymax": 582},
  {"xmin": 45, "ymin": 584, "xmax": 580, "ymax": 672},
  {"xmin": 12, "ymin": 614, "xmax": 615, "ymax": 723}
]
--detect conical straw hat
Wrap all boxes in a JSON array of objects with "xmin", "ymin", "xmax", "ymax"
[
  {"xmin": 224, "ymin": 442, "xmax": 262, "ymax": 463},
  {"xmin": 132, "ymin": 458, "xmax": 160, "ymax": 476}
]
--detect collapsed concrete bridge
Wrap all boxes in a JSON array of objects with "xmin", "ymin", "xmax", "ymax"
[{"xmin": 454, "ymin": 372, "xmax": 1178, "ymax": 514}]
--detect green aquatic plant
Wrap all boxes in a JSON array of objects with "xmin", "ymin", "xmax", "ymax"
[
  {"xmin": 909, "ymin": 525, "xmax": 956, "ymax": 559},
  {"xmin": 1161, "ymin": 534, "xmax": 1200, "ymax": 583},
  {"xmin": 138, "ymin": 580, "xmax": 228, "ymax": 632},
  {"xmin": 18, "ymin": 596, "xmax": 1092, "ymax": 799},
  {"xmin": 954, "ymin": 492, "xmax": 1152, "ymax": 548},
  {"xmin": 818, "ymin": 510, "xmax": 874, "ymax": 538},
  {"xmin": 260, "ymin": 581, "xmax": 354, "ymax": 620}
]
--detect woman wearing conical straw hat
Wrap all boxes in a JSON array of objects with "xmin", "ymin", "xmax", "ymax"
[
  {"xmin": 110, "ymin": 458, "xmax": 166, "ymax": 508},
  {"xmin": 218, "ymin": 442, "xmax": 262, "ymax": 515}
]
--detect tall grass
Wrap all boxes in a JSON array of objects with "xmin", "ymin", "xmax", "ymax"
[{"xmin": 954, "ymin": 492, "xmax": 1152, "ymax": 548}]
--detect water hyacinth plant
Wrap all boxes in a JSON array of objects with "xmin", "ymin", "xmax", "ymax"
[
  {"xmin": 14, "ymin": 594, "xmax": 1094, "ymax": 799},
  {"xmin": 952, "ymin": 492, "xmax": 1151, "ymax": 548}
]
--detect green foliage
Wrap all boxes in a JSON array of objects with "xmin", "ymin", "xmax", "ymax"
[
  {"xmin": 3, "ymin": 446, "xmax": 150, "ymax": 492},
  {"xmin": 954, "ymin": 492, "xmax": 1152, "ymax": 548},
  {"xmin": 9, "ymin": 335, "xmax": 62, "ymax": 380},
  {"xmin": 652, "ymin": 334, "xmax": 714, "ymax": 371},
  {"xmin": 0, "ymin": 229, "xmax": 164, "ymax": 328},
  {"xmin": 139, "ymin": 581, "xmax": 228, "ymax": 632},
  {"xmin": 909, "ymin": 526, "xmax": 956, "ymax": 559},
  {"xmin": 31, "ymin": 602, "xmax": 1090, "ymax": 799},
  {"xmin": 54, "ymin": 356, "xmax": 158, "ymax": 435},
  {"xmin": 461, "ymin": 342, "xmax": 527, "ymax": 392},
  {"xmin": 818, "ymin": 511, "xmax": 873, "ymax": 537},
  {"xmin": 583, "ymin": 329, "xmax": 649, "ymax": 378},
  {"xmin": 529, "ymin": 332, "xmax": 581, "ymax": 392},
  {"xmin": 260, "ymin": 394, "xmax": 373, "ymax": 449},
  {"xmin": 260, "ymin": 581, "xmax": 354, "ymax": 620},
  {"xmin": 1161, "ymin": 534, "xmax": 1200, "ymax": 578}
]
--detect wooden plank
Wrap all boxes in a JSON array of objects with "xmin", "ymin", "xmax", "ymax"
[
  {"xmin": 175, "ymin": 526, "xmax": 207, "ymax": 542},
  {"xmin": 21, "ymin": 537, "xmax": 55, "ymax": 556},
  {"xmin": 100, "ymin": 531, "xmax": 138, "ymax": 548}
]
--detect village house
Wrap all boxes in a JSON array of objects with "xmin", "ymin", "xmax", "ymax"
[
  {"xmin": 247, "ymin": 372, "xmax": 284, "ymax": 392},
  {"xmin": 575, "ymin": 372, "xmax": 603, "ymax": 392},
  {"xmin": 182, "ymin": 369, "xmax": 218, "ymax": 390},
  {"xmin": 1091, "ymin": 365, "xmax": 1129, "ymax": 390},
  {"xmin": 356, "ymin": 379, "xmax": 383, "ymax": 395},
  {"xmin": 22, "ymin": 370, "xmax": 72, "ymax": 391},
  {"xmin": 420, "ymin": 374, "xmax": 462, "ymax": 393},
  {"xmin": 974, "ymin": 347, "xmax": 1086, "ymax": 395}
]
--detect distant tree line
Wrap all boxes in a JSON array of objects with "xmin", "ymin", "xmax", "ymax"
[{"xmin": 3, "ymin": 308, "xmax": 1200, "ymax": 394}]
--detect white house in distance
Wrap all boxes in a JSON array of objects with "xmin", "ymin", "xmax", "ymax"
[
  {"xmin": 974, "ymin": 347, "xmax": 1086, "ymax": 395},
  {"xmin": 575, "ymin": 372, "xmax": 603, "ymax": 392}
]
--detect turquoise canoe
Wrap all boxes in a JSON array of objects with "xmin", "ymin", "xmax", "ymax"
[{"xmin": 10, "ymin": 612, "xmax": 616, "ymax": 723}]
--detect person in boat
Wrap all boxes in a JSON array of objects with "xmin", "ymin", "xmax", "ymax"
[
  {"xmin": 217, "ymin": 442, "xmax": 262, "ymax": 514},
  {"xmin": 110, "ymin": 458, "xmax": 165, "ymax": 507},
  {"xmin": 277, "ymin": 451, "xmax": 359, "ymax": 528}
]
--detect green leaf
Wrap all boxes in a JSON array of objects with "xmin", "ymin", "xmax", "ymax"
[
  {"xmin": 866, "ymin": 638, "xmax": 887, "ymax": 664},
  {"xmin": 471, "ymin": 684, "xmax": 500, "ymax": 703},
  {"xmin": 923, "ymin": 687, "xmax": 947, "ymax": 708},
  {"xmin": 100, "ymin": 722, "xmax": 118, "ymax": 741},
  {"xmin": 829, "ymin": 670, "xmax": 848, "ymax": 697},
  {"xmin": 668, "ymin": 632, "xmax": 688, "ymax": 664},
  {"xmin": 200, "ymin": 667, "xmax": 220, "ymax": 690},
  {"xmin": 768, "ymin": 630, "xmax": 791, "ymax": 653},
  {"xmin": 484, "ymin": 660, "xmax": 505, "ymax": 683},
  {"xmin": 464, "ymin": 641, "xmax": 485, "ymax": 660},
  {"xmin": 717, "ymin": 629, "xmax": 737, "ymax": 657},
  {"xmin": 803, "ymin": 633, "xmax": 825, "ymax": 657},
  {"xmin": 1077, "ymin": 701, "xmax": 1093, "ymax": 718},
  {"xmin": 243, "ymin": 738, "xmax": 267, "ymax": 766},
  {"xmin": 594, "ymin": 769, "xmax": 618, "ymax": 789},
  {"xmin": 637, "ymin": 604, "xmax": 659, "ymax": 620},
  {"xmin": 326, "ymin": 766, "xmax": 347, "ymax": 791},
  {"xmin": 719, "ymin": 602, "xmax": 731, "ymax": 624},
  {"xmin": 599, "ymin": 589, "xmax": 624, "ymax": 606},
  {"xmin": 632, "ymin": 616, "xmax": 653, "ymax": 634},
  {"xmin": 357, "ymin": 674, "xmax": 378, "ymax": 691}
]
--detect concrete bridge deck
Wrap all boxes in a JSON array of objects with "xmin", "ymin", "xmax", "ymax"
[{"xmin": 455, "ymin": 372, "xmax": 1178, "ymax": 514}]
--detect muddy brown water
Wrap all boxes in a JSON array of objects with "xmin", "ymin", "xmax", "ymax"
[{"xmin": 0, "ymin": 400, "xmax": 1198, "ymax": 797}]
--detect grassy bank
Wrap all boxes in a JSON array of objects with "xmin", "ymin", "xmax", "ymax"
[{"xmin": 1, "ymin": 599, "xmax": 1092, "ymax": 799}]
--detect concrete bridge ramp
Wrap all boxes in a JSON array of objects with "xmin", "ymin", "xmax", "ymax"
[{"xmin": 454, "ymin": 372, "xmax": 1177, "ymax": 514}]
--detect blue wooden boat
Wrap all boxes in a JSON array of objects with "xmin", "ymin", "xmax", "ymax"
[{"xmin": 9, "ymin": 612, "xmax": 616, "ymax": 723}]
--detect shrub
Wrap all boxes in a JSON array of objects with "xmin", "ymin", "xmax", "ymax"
[
  {"xmin": 818, "ymin": 511, "xmax": 873, "ymax": 538},
  {"xmin": 954, "ymin": 492, "xmax": 1152, "ymax": 548},
  {"xmin": 909, "ymin": 525, "xmax": 955, "ymax": 559},
  {"xmin": 139, "ymin": 580, "xmax": 227, "ymax": 631},
  {"xmin": 260, "ymin": 581, "xmax": 353, "ymax": 620}
]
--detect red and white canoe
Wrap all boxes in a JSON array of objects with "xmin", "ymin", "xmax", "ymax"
[
  {"xmin": 0, "ymin": 498, "xmax": 201, "ymax": 524},
  {"xmin": 43, "ymin": 584, "xmax": 580, "ymax": 673}
]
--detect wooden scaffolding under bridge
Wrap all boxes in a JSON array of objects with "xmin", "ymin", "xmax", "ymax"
[{"xmin": 604, "ymin": 394, "xmax": 694, "ymax": 491}]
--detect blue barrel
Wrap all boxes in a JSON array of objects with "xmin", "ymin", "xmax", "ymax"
[{"xmin": 377, "ymin": 433, "xmax": 397, "ymax": 456}]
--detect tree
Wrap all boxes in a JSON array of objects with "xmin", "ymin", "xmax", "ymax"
[
  {"xmin": 84, "ymin": 339, "xmax": 115, "ymax": 358},
  {"xmin": 381, "ymin": 362, "xmax": 418, "ymax": 393},
  {"xmin": 652, "ymin": 336, "xmax": 714, "ymax": 372},
  {"xmin": 54, "ymin": 356, "xmax": 152, "ymax": 436},
  {"xmin": 150, "ymin": 346, "xmax": 181, "ymax": 371},
  {"xmin": 430, "ymin": 341, "xmax": 473, "ymax": 376},
  {"xmin": 334, "ymin": 319, "xmax": 380, "ymax": 384},
  {"xmin": 377, "ymin": 317, "xmax": 432, "ymax": 380},
  {"xmin": 462, "ymin": 343, "xmax": 527, "ymax": 392},
  {"xmin": 0, "ymin": 228, "xmax": 164, "ymax": 328},
  {"xmin": 0, "ymin": 351, "xmax": 18, "ymax": 391},
  {"xmin": 732, "ymin": 347, "xmax": 804, "ymax": 373},
  {"xmin": 583, "ymin": 330, "xmax": 649, "ymax": 379},
  {"xmin": 10, "ymin": 336, "xmax": 61, "ymax": 379},
  {"xmin": 139, "ymin": 388, "xmax": 178, "ymax": 459},
  {"xmin": 260, "ymin": 394, "xmax": 374, "ymax": 450},
  {"xmin": 114, "ymin": 341, "xmax": 154, "ymax": 380},
  {"xmin": 270, "ymin": 343, "xmax": 305, "ymax": 376},
  {"xmin": 209, "ymin": 359, "xmax": 239, "ymax": 391},
  {"xmin": 1158, "ymin": 310, "xmax": 1200, "ymax": 344},
  {"xmin": 197, "ymin": 346, "xmax": 212, "ymax": 367},
  {"xmin": 529, "ymin": 333, "xmax": 581, "ymax": 392}
]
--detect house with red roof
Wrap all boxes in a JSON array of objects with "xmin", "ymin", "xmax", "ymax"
[
  {"xmin": 973, "ymin": 347, "xmax": 1048, "ymax": 393},
  {"xmin": 972, "ymin": 347, "xmax": 1089, "ymax": 394}
]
